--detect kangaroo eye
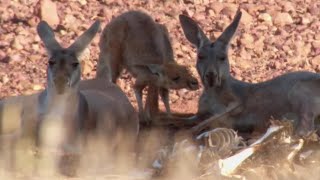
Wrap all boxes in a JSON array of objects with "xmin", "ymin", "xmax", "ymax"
[
  {"xmin": 172, "ymin": 76, "xmax": 181, "ymax": 82},
  {"xmin": 197, "ymin": 54, "xmax": 205, "ymax": 60},
  {"xmin": 72, "ymin": 62, "xmax": 79, "ymax": 68},
  {"xmin": 48, "ymin": 61, "xmax": 55, "ymax": 66},
  {"xmin": 219, "ymin": 57, "xmax": 226, "ymax": 61}
]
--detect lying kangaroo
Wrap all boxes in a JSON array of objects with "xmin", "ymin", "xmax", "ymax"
[
  {"xmin": 179, "ymin": 9, "xmax": 320, "ymax": 136},
  {"xmin": 33, "ymin": 20, "xmax": 139, "ymax": 176},
  {"xmin": 97, "ymin": 10, "xmax": 199, "ymax": 122}
]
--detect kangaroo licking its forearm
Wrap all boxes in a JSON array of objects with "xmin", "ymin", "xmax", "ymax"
[
  {"xmin": 33, "ymin": 20, "xmax": 139, "ymax": 176},
  {"xmin": 179, "ymin": 9, "xmax": 320, "ymax": 136},
  {"xmin": 97, "ymin": 10, "xmax": 199, "ymax": 123}
]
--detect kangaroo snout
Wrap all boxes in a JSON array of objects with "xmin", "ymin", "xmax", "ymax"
[
  {"xmin": 53, "ymin": 76, "xmax": 70, "ymax": 94},
  {"xmin": 205, "ymin": 72, "xmax": 214, "ymax": 87},
  {"xmin": 204, "ymin": 69, "xmax": 223, "ymax": 88}
]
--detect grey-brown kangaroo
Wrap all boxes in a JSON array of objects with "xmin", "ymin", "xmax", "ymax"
[
  {"xmin": 97, "ymin": 10, "xmax": 199, "ymax": 122},
  {"xmin": 179, "ymin": 9, "xmax": 320, "ymax": 136},
  {"xmin": 29, "ymin": 20, "xmax": 139, "ymax": 176}
]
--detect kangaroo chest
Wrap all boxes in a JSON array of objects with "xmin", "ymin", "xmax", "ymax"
[
  {"xmin": 39, "ymin": 92, "xmax": 79, "ymax": 121},
  {"xmin": 48, "ymin": 96, "xmax": 69, "ymax": 118}
]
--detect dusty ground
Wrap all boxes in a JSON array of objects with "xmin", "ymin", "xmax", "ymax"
[{"xmin": 0, "ymin": 0, "xmax": 320, "ymax": 179}]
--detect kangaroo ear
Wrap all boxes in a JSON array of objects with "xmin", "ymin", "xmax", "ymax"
[
  {"xmin": 37, "ymin": 21, "xmax": 62, "ymax": 56},
  {"xmin": 217, "ymin": 9, "xmax": 242, "ymax": 46},
  {"xmin": 179, "ymin": 14, "xmax": 210, "ymax": 48},
  {"xmin": 68, "ymin": 20, "xmax": 101, "ymax": 58}
]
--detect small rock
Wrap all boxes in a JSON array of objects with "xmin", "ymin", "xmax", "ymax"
[
  {"xmin": 274, "ymin": 61, "xmax": 281, "ymax": 69},
  {"xmin": 1, "ymin": 75, "xmax": 9, "ymax": 84},
  {"xmin": 273, "ymin": 13, "xmax": 293, "ymax": 27},
  {"xmin": 312, "ymin": 40, "xmax": 320, "ymax": 49},
  {"xmin": 241, "ymin": 10, "xmax": 253, "ymax": 26},
  {"xmin": 41, "ymin": 0, "xmax": 60, "ymax": 26},
  {"xmin": 282, "ymin": 2, "xmax": 295, "ymax": 12},
  {"xmin": 79, "ymin": 48, "xmax": 91, "ymax": 62},
  {"xmin": 220, "ymin": 4, "xmax": 237, "ymax": 18},
  {"xmin": 177, "ymin": 89, "xmax": 188, "ymax": 98},
  {"xmin": 232, "ymin": 67, "xmax": 241, "ymax": 75},
  {"xmin": 209, "ymin": 2, "xmax": 224, "ymax": 14},
  {"xmin": 64, "ymin": 14, "xmax": 79, "ymax": 31},
  {"xmin": 0, "ymin": 50, "xmax": 5, "ymax": 60},
  {"xmin": 240, "ymin": 33, "xmax": 254, "ymax": 49},
  {"xmin": 181, "ymin": 45, "xmax": 190, "ymax": 53},
  {"xmin": 258, "ymin": 13, "xmax": 272, "ymax": 24},
  {"xmin": 78, "ymin": 0, "xmax": 87, "ymax": 6},
  {"xmin": 12, "ymin": 39, "xmax": 23, "ymax": 50},
  {"xmin": 27, "ymin": 17, "xmax": 38, "ymax": 27},
  {"xmin": 170, "ymin": 93, "xmax": 179, "ymax": 102},
  {"xmin": 310, "ymin": 56, "xmax": 320, "ymax": 66},
  {"xmin": 239, "ymin": 48, "xmax": 251, "ymax": 62},
  {"xmin": 29, "ymin": 55, "xmax": 42, "ymax": 62},
  {"xmin": 254, "ymin": 37, "xmax": 265, "ymax": 54},
  {"xmin": 207, "ymin": 9, "xmax": 215, "ymax": 16},
  {"xmin": 308, "ymin": 5, "xmax": 319, "ymax": 16},
  {"xmin": 32, "ymin": 44, "xmax": 40, "ymax": 51},
  {"xmin": 296, "ymin": 41, "xmax": 311, "ymax": 57},
  {"xmin": 193, "ymin": 13, "xmax": 206, "ymax": 21},
  {"xmin": 81, "ymin": 60, "xmax": 93, "ymax": 75},
  {"xmin": 10, "ymin": 54, "xmax": 22, "ymax": 64},
  {"xmin": 301, "ymin": 16, "xmax": 311, "ymax": 25},
  {"xmin": 33, "ymin": 84, "xmax": 43, "ymax": 91}
]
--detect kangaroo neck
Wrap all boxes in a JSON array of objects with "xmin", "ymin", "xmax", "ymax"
[
  {"xmin": 40, "ymin": 88, "xmax": 80, "ymax": 116},
  {"xmin": 214, "ymin": 75, "xmax": 252, "ymax": 101}
]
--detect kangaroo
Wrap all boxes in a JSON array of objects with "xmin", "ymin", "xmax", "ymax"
[
  {"xmin": 33, "ymin": 20, "xmax": 139, "ymax": 176},
  {"xmin": 97, "ymin": 10, "xmax": 199, "ymax": 122},
  {"xmin": 179, "ymin": 9, "xmax": 320, "ymax": 136}
]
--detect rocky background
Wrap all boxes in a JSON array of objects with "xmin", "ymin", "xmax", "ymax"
[{"xmin": 0, "ymin": 0, "xmax": 319, "ymax": 114}]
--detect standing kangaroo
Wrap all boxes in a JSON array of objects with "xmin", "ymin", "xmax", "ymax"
[
  {"xmin": 34, "ymin": 20, "xmax": 139, "ymax": 176},
  {"xmin": 97, "ymin": 10, "xmax": 199, "ymax": 122},
  {"xmin": 179, "ymin": 10, "xmax": 320, "ymax": 136}
]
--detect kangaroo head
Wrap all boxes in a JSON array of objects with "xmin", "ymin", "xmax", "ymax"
[
  {"xmin": 141, "ymin": 63, "xmax": 199, "ymax": 90},
  {"xmin": 163, "ymin": 62, "xmax": 199, "ymax": 90},
  {"xmin": 179, "ymin": 10, "xmax": 242, "ymax": 88},
  {"xmin": 37, "ymin": 20, "xmax": 100, "ymax": 94}
]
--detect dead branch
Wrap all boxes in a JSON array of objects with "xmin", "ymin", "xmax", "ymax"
[{"xmin": 191, "ymin": 102, "xmax": 242, "ymax": 134}]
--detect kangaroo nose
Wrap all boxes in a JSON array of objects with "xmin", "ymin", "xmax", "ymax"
[{"xmin": 205, "ymin": 72, "xmax": 215, "ymax": 87}]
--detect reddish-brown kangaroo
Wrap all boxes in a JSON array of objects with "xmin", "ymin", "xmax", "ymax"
[{"xmin": 97, "ymin": 10, "xmax": 199, "ymax": 122}]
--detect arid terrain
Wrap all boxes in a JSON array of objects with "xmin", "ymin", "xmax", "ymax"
[
  {"xmin": 0, "ymin": 0, "xmax": 320, "ymax": 179},
  {"xmin": 1, "ymin": 0, "xmax": 319, "ymax": 113}
]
